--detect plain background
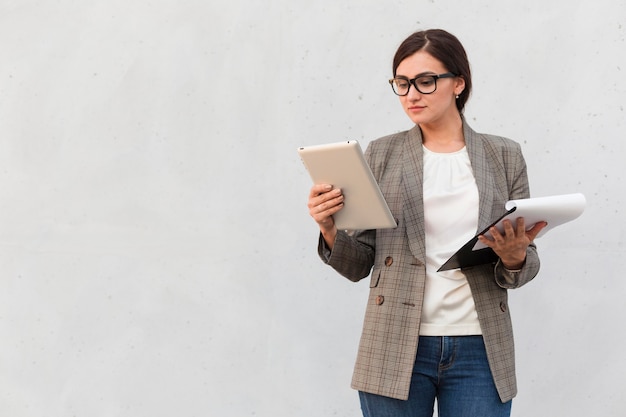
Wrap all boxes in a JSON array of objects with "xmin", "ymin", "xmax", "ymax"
[{"xmin": 1, "ymin": 1, "xmax": 624, "ymax": 416}]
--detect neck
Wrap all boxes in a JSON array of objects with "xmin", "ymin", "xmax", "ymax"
[{"xmin": 419, "ymin": 113, "xmax": 465, "ymax": 152}]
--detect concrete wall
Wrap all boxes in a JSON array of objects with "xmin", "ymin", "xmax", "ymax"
[{"xmin": 0, "ymin": 0, "xmax": 624, "ymax": 415}]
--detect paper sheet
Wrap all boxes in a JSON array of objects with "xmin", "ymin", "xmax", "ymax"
[{"xmin": 472, "ymin": 193, "xmax": 586, "ymax": 250}]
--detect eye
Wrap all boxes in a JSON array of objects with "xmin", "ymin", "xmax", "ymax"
[
  {"xmin": 416, "ymin": 77, "xmax": 436, "ymax": 87},
  {"xmin": 394, "ymin": 79, "xmax": 409, "ymax": 89}
]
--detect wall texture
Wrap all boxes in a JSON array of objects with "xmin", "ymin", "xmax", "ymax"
[{"xmin": 0, "ymin": 1, "xmax": 624, "ymax": 416}]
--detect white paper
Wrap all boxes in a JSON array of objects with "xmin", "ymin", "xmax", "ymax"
[{"xmin": 473, "ymin": 193, "xmax": 586, "ymax": 250}]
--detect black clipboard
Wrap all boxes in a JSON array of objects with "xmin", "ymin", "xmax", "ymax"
[
  {"xmin": 437, "ymin": 192, "xmax": 586, "ymax": 271},
  {"xmin": 437, "ymin": 207, "xmax": 517, "ymax": 272}
]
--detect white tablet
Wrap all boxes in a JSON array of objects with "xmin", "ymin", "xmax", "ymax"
[{"xmin": 298, "ymin": 140, "xmax": 397, "ymax": 230}]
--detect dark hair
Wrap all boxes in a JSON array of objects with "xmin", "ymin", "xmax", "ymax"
[{"xmin": 392, "ymin": 29, "xmax": 472, "ymax": 113}]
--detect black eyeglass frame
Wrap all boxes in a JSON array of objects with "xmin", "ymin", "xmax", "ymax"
[{"xmin": 388, "ymin": 72, "xmax": 458, "ymax": 96}]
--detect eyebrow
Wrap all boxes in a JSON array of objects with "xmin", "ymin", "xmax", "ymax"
[{"xmin": 395, "ymin": 71, "xmax": 438, "ymax": 79}]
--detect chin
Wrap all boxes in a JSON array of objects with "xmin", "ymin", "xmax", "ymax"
[{"xmin": 406, "ymin": 114, "xmax": 432, "ymax": 125}]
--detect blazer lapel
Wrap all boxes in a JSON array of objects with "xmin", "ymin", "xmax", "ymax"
[
  {"xmin": 402, "ymin": 121, "xmax": 496, "ymax": 262},
  {"xmin": 464, "ymin": 122, "xmax": 495, "ymax": 232},
  {"xmin": 402, "ymin": 125, "xmax": 426, "ymax": 261}
]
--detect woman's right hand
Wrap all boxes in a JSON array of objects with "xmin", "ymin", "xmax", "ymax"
[{"xmin": 307, "ymin": 184, "xmax": 344, "ymax": 248}]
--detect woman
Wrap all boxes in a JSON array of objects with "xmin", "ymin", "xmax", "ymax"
[{"xmin": 307, "ymin": 29, "xmax": 547, "ymax": 417}]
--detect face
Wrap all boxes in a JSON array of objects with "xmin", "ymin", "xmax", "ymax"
[{"xmin": 394, "ymin": 51, "xmax": 465, "ymax": 126}]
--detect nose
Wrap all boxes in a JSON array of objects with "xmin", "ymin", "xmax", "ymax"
[{"xmin": 406, "ymin": 83, "xmax": 422, "ymax": 100}]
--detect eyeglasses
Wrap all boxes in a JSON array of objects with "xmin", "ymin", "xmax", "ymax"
[{"xmin": 388, "ymin": 72, "xmax": 457, "ymax": 96}]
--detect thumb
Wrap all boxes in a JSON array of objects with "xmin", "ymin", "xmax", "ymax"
[{"xmin": 525, "ymin": 221, "xmax": 548, "ymax": 242}]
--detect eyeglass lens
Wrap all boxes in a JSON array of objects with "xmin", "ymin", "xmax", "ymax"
[{"xmin": 391, "ymin": 76, "xmax": 438, "ymax": 95}]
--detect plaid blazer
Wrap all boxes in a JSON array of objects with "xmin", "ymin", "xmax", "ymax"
[{"xmin": 319, "ymin": 121, "xmax": 540, "ymax": 402}]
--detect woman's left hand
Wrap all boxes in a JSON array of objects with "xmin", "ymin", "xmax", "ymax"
[{"xmin": 477, "ymin": 217, "xmax": 547, "ymax": 269}]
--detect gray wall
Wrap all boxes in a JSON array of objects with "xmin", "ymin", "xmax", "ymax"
[{"xmin": 1, "ymin": 1, "xmax": 624, "ymax": 416}]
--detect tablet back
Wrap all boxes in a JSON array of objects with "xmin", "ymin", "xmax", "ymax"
[{"xmin": 298, "ymin": 140, "xmax": 397, "ymax": 230}]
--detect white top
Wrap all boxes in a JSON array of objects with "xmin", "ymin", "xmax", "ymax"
[{"xmin": 420, "ymin": 145, "xmax": 482, "ymax": 336}]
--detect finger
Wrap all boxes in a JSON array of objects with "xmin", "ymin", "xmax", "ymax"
[
  {"xmin": 315, "ymin": 194, "xmax": 344, "ymax": 214},
  {"xmin": 310, "ymin": 187, "xmax": 344, "ymax": 217},
  {"xmin": 312, "ymin": 199, "xmax": 344, "ymax": 229},
  {"xmin": 515, "ymin": 217, "xmax": 526, "ymax": 236},
  {"xmin": 309, "ymin": 183, "xmax": 333, "ymax": 199},
  {"xmin": 502, "ymin": 219, "xmax": 516, "ymax": 238},
  {"xmin": 308, "ymin": 187, "xmax": 342, "ymax": 210},
  {"xmin": 489, "ymin": 224, "xmax": 506, "ymax": 243},
  {"xmin": 525, "ymin": 221, "xmax": 548, "ymax": 241},
  {"xmin": 477, "ymin": 234, "xmax": 495, "ymax": 248}
]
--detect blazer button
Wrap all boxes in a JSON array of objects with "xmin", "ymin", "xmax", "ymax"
[
  {"xmin": 500, "ymin": 302, "xmax": 507, "ymax": 312},
  {"xmin": 375, "ymin": 295, "xmax": 384, "ymax": 306},
  {"xmin": 385, "ymin": 256, "xmax": 393, "ymax": 267}
]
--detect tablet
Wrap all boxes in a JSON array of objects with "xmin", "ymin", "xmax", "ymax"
[{"xmin": 298, "ymin": 140, "xmax": 397, "ymax": 230}]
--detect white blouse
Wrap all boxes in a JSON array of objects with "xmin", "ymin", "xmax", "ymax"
[{"xmin": 420, "ymin": 145, "xmax": 482, "ymax": 336}]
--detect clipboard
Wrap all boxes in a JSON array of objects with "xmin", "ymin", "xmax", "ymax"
[
  {"xmin": 438, "ymin": 193, "xmax": 586, "ymax": 272},
  {"xmin": 298, "ymin": 140, "xmax": 397, "ymax": 230},
  {"xmin": 437, "ymin": 208, "xmax": 516, "ymax": 271}
]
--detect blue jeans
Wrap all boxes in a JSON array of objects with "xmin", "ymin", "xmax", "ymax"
[{"xmin": 359, "ymin": 336, "xmax": 512, "ymax": 417}]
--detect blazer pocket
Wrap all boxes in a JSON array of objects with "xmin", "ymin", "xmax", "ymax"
[{"xmin": 369, "ymin": 269, "xmax": 381, "ymax": 288}]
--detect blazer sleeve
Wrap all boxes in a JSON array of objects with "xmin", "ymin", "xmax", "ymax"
[
  {"xmin": 317, "ymin": 229, "xmax": 376, "ymax": 282},
  {"xmin": 491, "ymin": 139, "xmax": 540, "ymax": 289}
]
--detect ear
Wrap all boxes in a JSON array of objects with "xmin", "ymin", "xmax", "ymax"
[{"xmin": 454, "ymin": 76, "xmax": 466, "ymax": 96}]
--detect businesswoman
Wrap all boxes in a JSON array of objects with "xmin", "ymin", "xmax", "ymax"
[{"xmin": 307, "ymin": 29, "xmax": 546, "ymax": 417}]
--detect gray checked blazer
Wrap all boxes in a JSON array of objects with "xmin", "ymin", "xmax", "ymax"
[{"xmin": 318, "ymin": 121, "xmax": 540, "ymax": 403}]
